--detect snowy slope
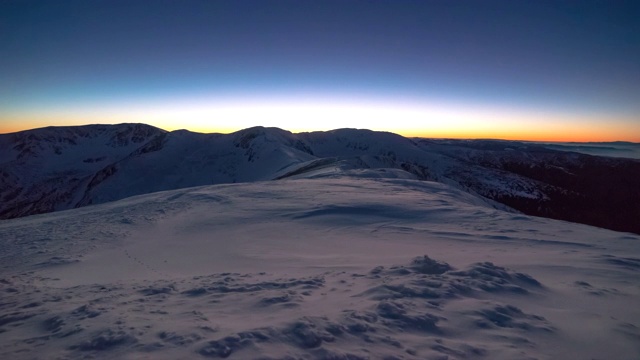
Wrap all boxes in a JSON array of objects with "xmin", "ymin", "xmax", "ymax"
[
  {"xmin": 412, "ymin": 139, "xmax": 640, "ymax": 233},
  {"xmin": 2, "ymin": 124, "xmax": 639, "ymax": 234},
  {"xmin": 1, "ymin": 176, "xmax": 639, "ymax": 359},
  {"xmin": 0, "ymin": 125, "xmax": 316, "ymax": 217},
  {"xmin": 77, "ymin": 127, "xmax": 316, "ymax": 206},
  {"xmin": 0, "ymin": 124, "xmax": 165, "ymax": 218}
]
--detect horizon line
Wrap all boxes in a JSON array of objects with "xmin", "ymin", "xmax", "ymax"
[{"xmin": 1, "ymin": 122, "xmax": 639, "ymax": 144}]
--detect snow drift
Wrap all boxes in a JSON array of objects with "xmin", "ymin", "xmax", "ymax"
[{"xmin": 1, "ymin": 177, "xmax": 639, "ymax": 359}]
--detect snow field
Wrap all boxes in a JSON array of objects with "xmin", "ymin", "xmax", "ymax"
[{"xmin": 1, "ymin": 177, "xmax": 639, "ymax": 359}]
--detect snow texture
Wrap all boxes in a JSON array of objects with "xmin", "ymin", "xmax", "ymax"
[{"xmin": 1, "ymin": 177, "xmax": 639, "ymax": 359}]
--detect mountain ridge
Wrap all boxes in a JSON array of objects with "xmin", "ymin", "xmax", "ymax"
[{"xmin": 2, "ymin": 123, "xmax": 639, "ymax": 234}]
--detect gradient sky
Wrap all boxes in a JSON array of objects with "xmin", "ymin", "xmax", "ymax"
[{"xmin": 1, "ymin": 0, "xmax": 639, "ymax": 141}]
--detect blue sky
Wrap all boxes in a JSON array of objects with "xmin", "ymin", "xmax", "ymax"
[{"xmin": 1, "ymin": 0, "xmax": 639, "ymax": 140}]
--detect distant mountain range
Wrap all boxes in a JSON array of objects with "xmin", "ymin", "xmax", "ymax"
[
  {"xmin": 532, "ymin": 141, "xmax": 640, "ymax": 159},
  {"xmin": 1, "ymin": 123, "xmax": 639, "ymax": 234}
]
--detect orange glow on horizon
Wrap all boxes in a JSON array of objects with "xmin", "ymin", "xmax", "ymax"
[
  {"xmin": 1, "ymin": 98, "xmax": 638, "ymax": 143},
  {"xmin": 399, "ymin": 127, "xmax": 639, "ymax": 143},
  {"xmin": 2, "ymin": 119, "xmax": 636, "ymax": 142}
]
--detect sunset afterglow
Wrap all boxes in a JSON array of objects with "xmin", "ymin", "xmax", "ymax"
[
  {"xmin": 2, "ymin": 95, "xmax": 637, "ymax": 142},
  {"xmin": 1, "ymin": 1, "xmax": 638, "ymax": 141}
]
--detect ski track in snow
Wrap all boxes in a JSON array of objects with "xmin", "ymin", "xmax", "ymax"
[{"xmin": 1, "ymin": 177, "xmax": 639, "ymax": 359}]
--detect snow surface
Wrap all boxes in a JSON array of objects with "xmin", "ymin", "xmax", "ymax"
[{"xmin": 1, "ymin": 173, "xmax": 639, "ymax": 359}]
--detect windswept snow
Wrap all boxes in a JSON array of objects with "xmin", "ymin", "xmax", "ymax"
[{"xmin": 1, "ymin": 176, "xmax": 639, "ymax": 359}]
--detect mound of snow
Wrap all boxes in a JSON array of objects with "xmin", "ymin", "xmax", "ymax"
[{"xmin": 1, "ymin": 177, "xmax": 639, "ymax": 359}]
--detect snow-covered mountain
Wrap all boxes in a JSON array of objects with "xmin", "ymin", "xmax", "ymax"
[
  {"xmin": 536, "ymin": 141, "xmax": 640, "ymax": 159},
  {"xmin": 0, "ymin": 124, "xmax": 165, "ymax": 218},
  {"xmin": 2, "ymin": 125, "xmax": 639, "ymax": 358},
  {"xmin": 2, "ymin": 124, "xmax": 639, "ymax": 234}
]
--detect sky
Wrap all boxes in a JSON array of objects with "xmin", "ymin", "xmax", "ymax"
[{"xmin": 1, "ymin": 0, "xmax": 639, "ymax": 141}]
